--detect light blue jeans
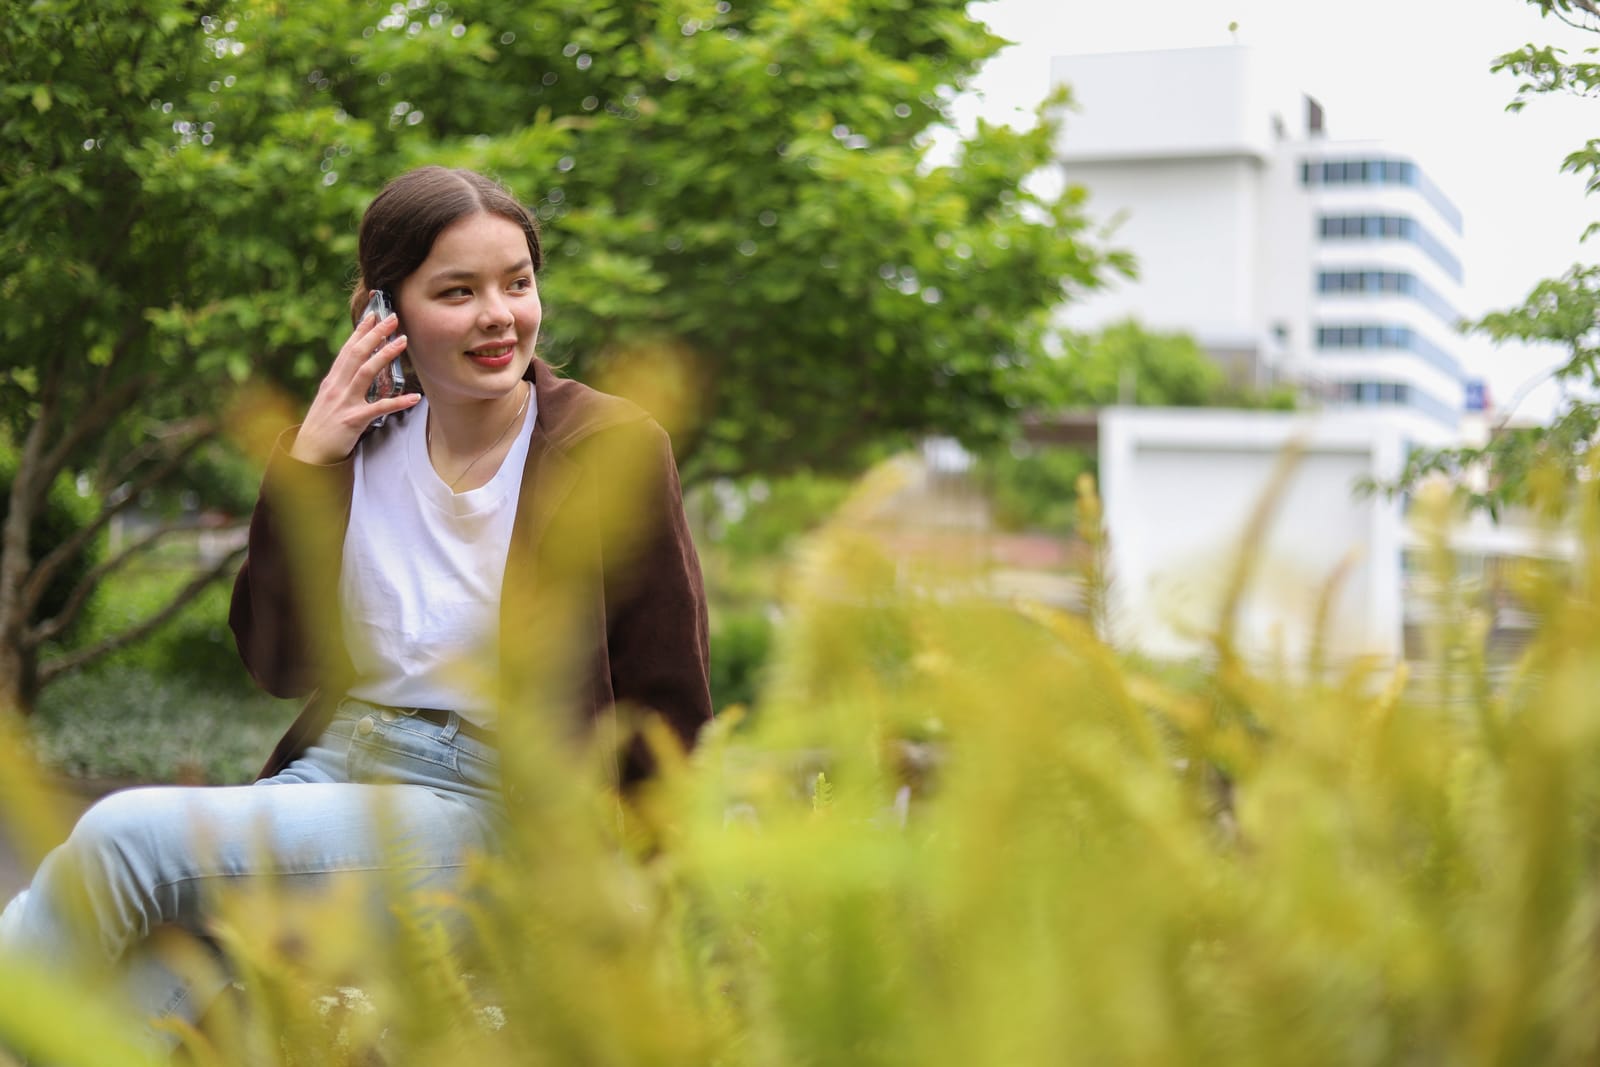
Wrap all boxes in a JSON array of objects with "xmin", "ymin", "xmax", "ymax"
[{"xmin": 0, "ymin": 697, "xmax": 504, "ymax": 1051}]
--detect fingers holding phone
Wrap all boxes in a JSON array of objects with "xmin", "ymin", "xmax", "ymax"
[
  {"xmin": 360, "ymin": 291, "xmax": 407, "ymax": 423},
  {"xmin": 289, "ymin": 292, "xmax": 420, "ymax": 466}
]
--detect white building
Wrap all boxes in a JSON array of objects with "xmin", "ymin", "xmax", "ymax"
[
  {"xmin": 1051, "ymin": 44, "xmax": 1473, "ymax": 434},
  {"xmin": 1097, "ymin": 407, "xmax": 1411, "ymax": 664},
  {"xmin": 1038, "ymin": 45, "xmax": 1527, "ymax": 667}
]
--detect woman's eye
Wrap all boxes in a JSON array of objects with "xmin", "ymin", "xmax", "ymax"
[
  {"xmin": 441, "ymin": 287, "xmax": 471, "ymax": 298},
  {"xmin": 509, "ymin": 277, "xmax": 533, "ymax": 292}
]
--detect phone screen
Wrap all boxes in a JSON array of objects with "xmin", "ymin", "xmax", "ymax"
[{"xmin": 363, "ymin": 290, "xmax": 406, "ymax": 427}]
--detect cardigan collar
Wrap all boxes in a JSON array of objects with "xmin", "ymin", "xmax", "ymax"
[{"xmin": 524, "ymin": 358, "xmax": 649, "ymax": 456}]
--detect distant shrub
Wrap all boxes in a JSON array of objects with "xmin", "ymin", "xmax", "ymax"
[
  {"xmin": 30, "ymin": 664, "xmax": 296, "ymax": 784},
  {"xmin": 978, "ymin": 443, "xmax": 1095, "ymax": 534},
  {"xmin": 709, "ymin": 607, "xmax": 774, "ymax": 713},
  {"xmin": 64, "ymin": 566, "xmax": 256, "ymax": 695}
]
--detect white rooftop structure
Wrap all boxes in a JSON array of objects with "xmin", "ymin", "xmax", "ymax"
[{"xmin": 1052, "ymin": 45, "xmax": 1472, "ymax": 433}]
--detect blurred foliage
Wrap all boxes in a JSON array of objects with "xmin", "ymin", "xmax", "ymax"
[
  {"xmin": 60, "ymin": 565, "xmax": 258, "ymax": 694},
  {"xmin": 1037, "ymin": 320, "xmax": 1299, "ymax": 410},
  {"xmin": 1045, "ymin": 320, "xmax": 1226, "ymax": 407},
  {"xmin": 981, "ymin": 443, "xmax": 1094, "ymax": 533},
  {"xmin": 695, "ymin": 470, "xmax": 854, "ymax": 714},
  {"xmin": 1392, "ymin": 264, "xmax": 1600, "ymax": 517},
  {"xmin": 7, "ymin": 455, "xmax": 1600, "ymax": 1064},
  {"xmin": 1393, "ymin": 3, "xmax": 1600, "ymax": 515},
  {"xmin": 0, "ymin": 0, "xmax": 1125, "ymax": 710},
  {"xmin": 706, "ymin": 605, "xmax": 773, "ymax": 714},
  {"xmin": 698, "ymin": 471, "xmax": 856, "ymax": 563}
]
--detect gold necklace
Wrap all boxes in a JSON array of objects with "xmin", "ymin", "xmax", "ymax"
[{"xmin": 427, "ymin": 383, "xmax": 530, "ymax": 490}]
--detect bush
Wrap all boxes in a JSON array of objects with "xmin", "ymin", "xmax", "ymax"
[
  {"xmin": 708, "ymin": 606, "xmax": 774, "ymax": 713},
  {"xmin": 4, "ymin": 474, "xmax": 1599, "ymax": 1066},
  {"xmin": 57, "ymin": 563, "xmax": 258, "ymax": 696},
  {"xmin": 698, "ymin": 471, "xmax": 854, "ymax": 562},
  {"xmin": 977, "ymin": 442, "xmax": 1095, "ymax": 534},
  {"xmin": 29, "ymin": 664, "xmax": 297, "ymax": 785}
]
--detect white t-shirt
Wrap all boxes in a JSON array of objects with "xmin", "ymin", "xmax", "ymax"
[{"xmin": 339, "ymin": 393, "xmax": 537, "ymax": 726}]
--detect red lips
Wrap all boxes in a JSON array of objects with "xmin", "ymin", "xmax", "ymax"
[{"xmin": 467, "ymin": 342, "xmax": 515, "ymax": 367}]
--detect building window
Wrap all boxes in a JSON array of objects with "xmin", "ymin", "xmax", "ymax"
[
  {"xmin": 1315, "ymin": 320, "xmax": 1464, "ymax": 380},
  {"xmin": 1315, "ymin": 213, "xmax": 1463, "ymax": 282},
  {"xmin": 1300, "ymin": 155, "xmax": 1463, "ymax": 234},
  {"xmin": 1314, "ymin": 269, "xmax": 1462, "ymax": 325},
  {"xmin": 1330, "ymin": 379, "xmax": 1454, "ymax": 423}
]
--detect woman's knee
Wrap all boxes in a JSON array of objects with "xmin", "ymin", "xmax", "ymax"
[
  {"xmin": 70, "ymin": 788, "xmax": 186, "ymax": 855},
  {"xmin": 62, "ymin": 788, "xmax": 200, "ymax": 903}
]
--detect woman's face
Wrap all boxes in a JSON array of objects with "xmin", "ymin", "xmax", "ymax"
[{"xmin": 394, "ymin": 211, "xmax": 541, "ymax": 408}]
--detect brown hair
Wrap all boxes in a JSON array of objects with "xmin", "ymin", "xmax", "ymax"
[{"xmin": 348, "ymin": 166, "xmax": 543, "ymax": 325}]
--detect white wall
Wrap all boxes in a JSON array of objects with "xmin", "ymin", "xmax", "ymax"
[
  {"xmin": 1098, "ymin": 407, "xmax": 1413, "ymax": 667},
  {"xmin": 1052, "ymin": 45, "xmax": 1300, "ymax": 162},
  {"xmin": 1059, "ymin": 157, "xmax": 1264, "ymax": 345}
]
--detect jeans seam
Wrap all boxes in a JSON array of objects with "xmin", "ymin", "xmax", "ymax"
[
  {"xmin": 148, "ymin": 859, "xmax": 472, "ymax": 897},
  {"xmin": 349, "ymin": 735, "xmax": 458, "ymax": 774}
]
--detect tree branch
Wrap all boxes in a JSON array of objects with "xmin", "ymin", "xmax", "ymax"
[
  {"xmin": 34, "ymin": 543, "xmax": 247, "ymax": 687},
  {"xmin": 28, "ymin": 371, "xmax": 150, "ymax": 511},
  {"xmin": 20, "ymin": 423, "xmax": 216, "ymax": 616},
  {"xmin": 25, "ymin": 518, "xmax": 241, "ymax": 648},
  {"xmin": 98, "ymin": 416, "xmax": 215, "ymax": 489},
  {"xmin": 1549, "ymin": 0, "xmax": 1600, "ymax": 29},
  {"xmin": 0, "ymin": 361, "xmax": 64, "ymax": 640}
]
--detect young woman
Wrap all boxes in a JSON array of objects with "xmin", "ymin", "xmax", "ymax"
[{"xmin": 0, "ymin": 166, "xmax": 712, "ymax": 1051}]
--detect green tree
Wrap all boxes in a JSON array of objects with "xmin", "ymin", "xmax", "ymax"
[
  {"xmin": 1393, "ymin": 0, "xmax": 1600, "ymax": 515},
  {"xmin": 0, "ymin": 0, "xmax": 1123, "ymax": 713},
  {"xmin": 1043, "ymin": 319, "xmax": 1227, "ymax": 407},
  {"xmin": 978, "ymin": 320, "xmax": 1293, "ymax": 532}
]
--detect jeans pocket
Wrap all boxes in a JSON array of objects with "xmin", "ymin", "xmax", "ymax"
[{"xmin": 453, "ymin": 745, "xmax": 500, "ymax": 795}]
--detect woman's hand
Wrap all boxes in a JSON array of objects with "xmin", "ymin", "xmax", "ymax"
[{"xmin": 289, "ymin": 311, "xmax": 419, "ymax": 465}]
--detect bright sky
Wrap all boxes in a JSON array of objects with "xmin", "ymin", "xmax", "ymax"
[{"xmin": 954, "ymin": 0, "xmax": 1599, "ymax": 421}]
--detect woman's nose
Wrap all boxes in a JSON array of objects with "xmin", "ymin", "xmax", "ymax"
[{"xmin": 479, "ymin": 291, "xmax": 511, "ymax": 328}]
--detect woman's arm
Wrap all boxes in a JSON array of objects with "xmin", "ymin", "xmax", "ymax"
[
  {"xmin": 229, "ymin": 429, "xmax": 356, "ymax": 698},
  {"xmin": 598, "ymin": 420, "xmax": 713, "ymax": 775},
  {"xmin": 233, "ymin": 305, "xmax": 409, "ymax": 696}
]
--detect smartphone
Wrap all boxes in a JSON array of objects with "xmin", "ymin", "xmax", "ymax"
[{"xmin": 362, "ymin": 290, "xmax": 407, "ymax": 428}]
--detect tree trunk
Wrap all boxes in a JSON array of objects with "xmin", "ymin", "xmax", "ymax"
[
  {"xmin": 0, "ymin": 630, "xmax": 34, "ymax": 719},
  {"xmin": 1, "ymin": 365, "xmax": 53, "ymax": 719},
  {"xmin": 0, "ymin": 491, "xmax": 37, "ymax": 718}
]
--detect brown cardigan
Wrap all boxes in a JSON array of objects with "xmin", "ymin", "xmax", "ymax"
[{"xmin": 229, "ymin": 359, "xmax": 712, "ymax": 786}]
